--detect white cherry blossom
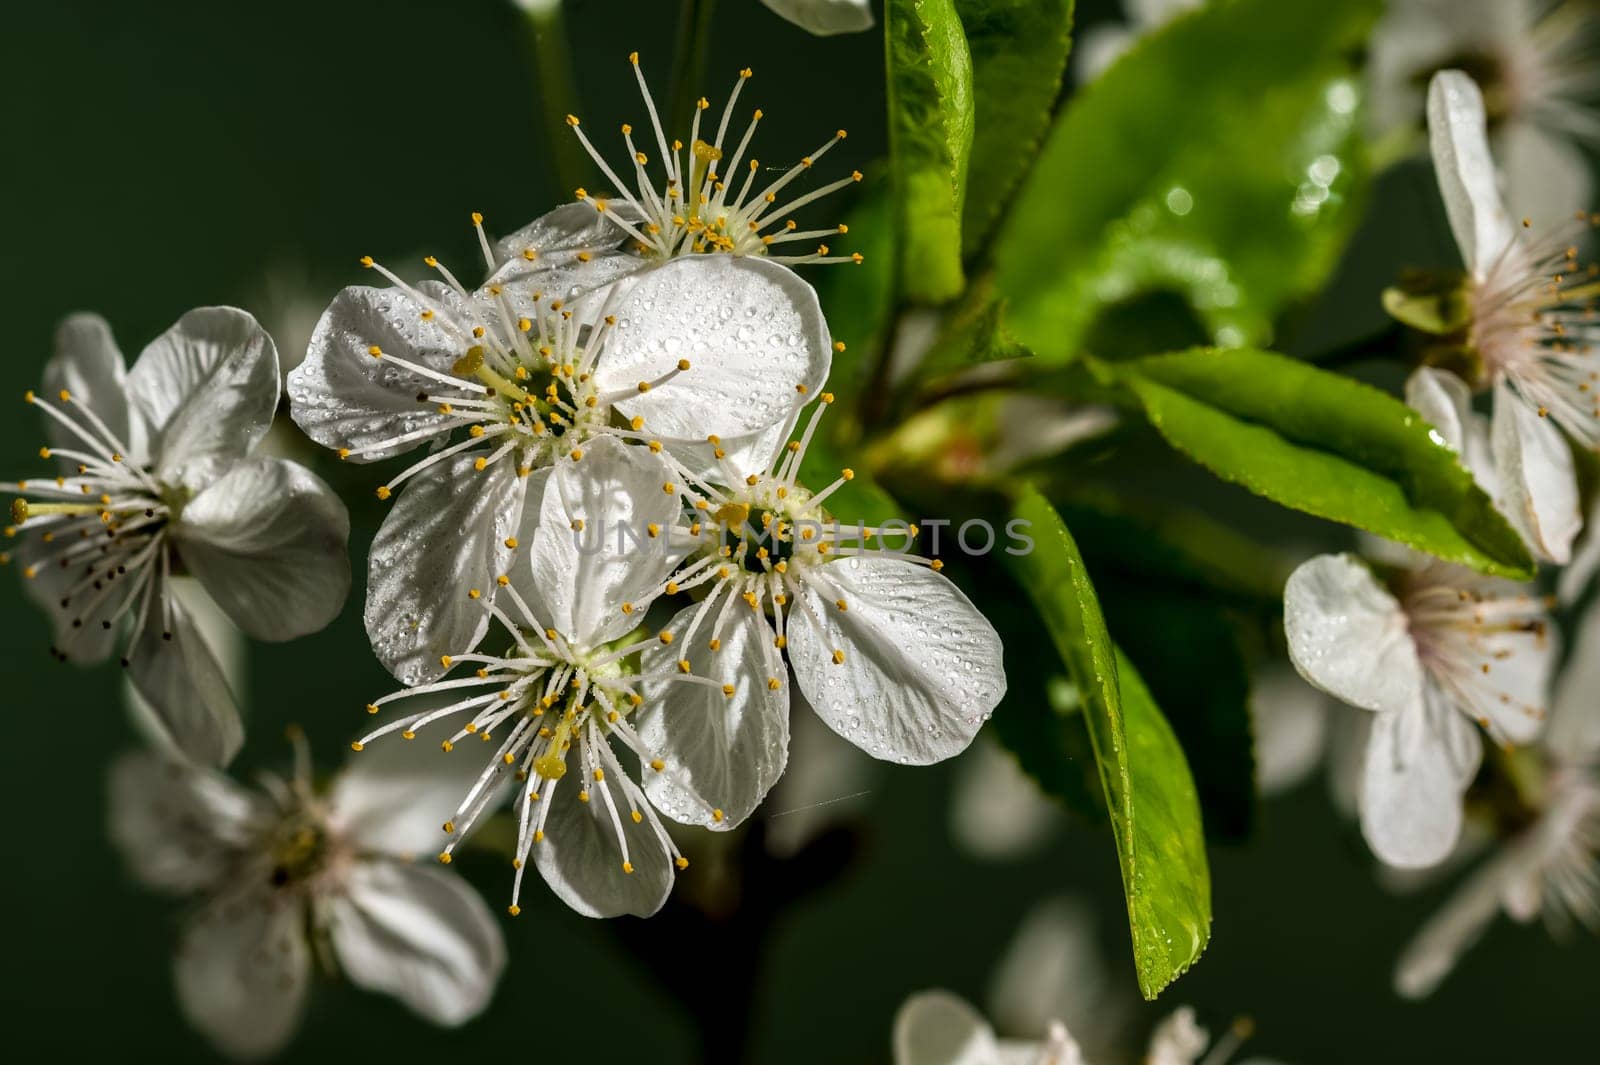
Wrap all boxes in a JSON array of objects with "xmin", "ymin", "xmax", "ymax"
[
  {"xmin": 1284, "ymin": 549, "xmax": 1555, "ymax": 868},
  {"xmin": 563, "ymin": 54, "xmax": 864, "ymax": 264},
  {"xmin": 288, "ymin": 224, "xmax": 830, "ymax": 686},
  {"xmin": 1400, "ymin": 70, "xmax": 1594, "ymax": 564},
  {"xmin": 892, "ymin": 992, "xmax": 1262, "ymax": 1065},
  {"xmin": 1371, "ymin": 0, "xmax": 1598, "ymax": 226},
  {"xmin": 631, "ymin": 394, "xmax": 1005, "ymax": 833},
  {"xmin": 1394, "ymin": 603, "xmax": 1600, "ymax": 997},
  {"xmin": 353, "ymin": 436, "xmax": 770, "ymax": 918},
  {"xmin": 108, "ymin": 733, "xmax": 505, "ymax": 1060},
  {"xmin": 4, "ymin": 309, "xmax": 349, "ymax": 766}
]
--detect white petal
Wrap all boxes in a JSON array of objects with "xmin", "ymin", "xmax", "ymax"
[
  {"xmin": 1251, "ymin": 667, "xmax": 1332, "ymax": 797},
  {"xmin": 1405, "ymin": 367, "xmax": 1497, "ymax": 499},
  {"xmin": 1146, "ymin": 1007, "xmax": 1210, "ymax": 1065},
  {"xmin": 173, "ymin": 457, "xmax": 350, "ymax": 641},
  {"xmin": 1074, "ymin": 25, "xmax": 1136, "ymax": 84},
  {"xmin": 1490, "ymin": 382, "xmax": 1581, "ymax": 564},
  {"xmin": 128, "ymin": 307, "xmax": 279, "ymax": 491},
  {"xmin": 331, "ymin": 715, "xmax": 506, "ymax": 857},
  {"xmin": 1499, "ymin": 121, "xmax": 1593, "ymax": 234},
  {"xmin": 950, "ymin": 736, "xmax": 1061, "ymax": 861},
  {"xmin": 637, "ymin": 606, "xmax": 790, "ymax": 830},
  {"xmin": 1360, "ymin": 690, "xmax": 1482, "ymax": 869},
  {"xmin": 1283, "ymin": 554, "xmax": 1424, "ymax": 716},
  {"xmin": 599, "ymin": 256, "xmax": 831, "ymax": 446},
  {"xmin": 759, "ymin": 0, "xmax": 875, "ymax": 36},
  {"xmin": 1556, "ymin": 500, "xmax": 1599, "ymax": 605},
  {"xmin": 365, "ymin": 456, "xmax": 531, "ymax": 686},
  {"xmin": 1127, "ymin": 0, "xmax": 1202, "ymax": 27},
  {"xmin": 532, "ymin": 768, "xmax": 673, "ymax": 918},
  {"xmin": 788, "ymin": 556, "xmax": 1006, "ymax": 764},
  {"xmin": 329, "ymin": 861, "xmax": 505, "ymax": 1025},
  {"xmin": 287, "ymin": 284, "xmax": 464, "ymax": 461},
  {"xmin": 1426, "ymin": 70, "xmax": 1516, "ymax": 276},
  {"xmin": 893, "ymin": 991, "xmax": 1003, "ymax": 1065},
  {"xmin": 44, "ymin": 313, "xmax": 140, "ymax": 461},
  {"xmin": 106, "ymin": 751, "xmax": 260, "ymax": 894},
  {"xmin": 491, "ymin": 200, "xmax": 637, "ymax": 266},
  {"xmin": 1394, "ymin": 843, "xmax": 1523, "ymax": 998},
  {"xmin": 174, "ymin": 894, "xmax": 309, "ymax": 1062},
  {"xmin": 522, "ymin": 437, "xmax": 682, "ymax": 646},
  {"xmin": 1546, "ymin": 603, "xmax": 1600, "ymax": 763},
  {"xmin": 126, "ymin": 585, "xmax": 245, "ymax": 768},
  {"xmin": 987, "ymin": 898, "xmax": 1114, "ymax": 1051}
]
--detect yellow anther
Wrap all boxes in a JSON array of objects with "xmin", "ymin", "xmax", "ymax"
[
  {"xmin": 508, "ymin": 904, "xmax": 521, "ymax": 916},
  {"xmin": 662, "ymin": 481, "xmax": 676, "ymax": 494},
  {"xmin": 832, "ymin": 649, "xmax": 846, "ymax": 665},
  {"xmin": 442, "ymin": 740, "xmax": 454, "ymax": 752},
  {"xmin": 567, "ymin": 113, "xmax": 580, "ymax": 126},
  {"xmin": 437, "ymin": 852, "xmax": 452, "ymax": 865},
  {"xmin": 360, "ymin": 255, "xmax": 375, "ymax": 267},
  {"xmin": 721, "ymin": 683, "xmax": 735, "ymax": 697},
  {"xmin": 424, "ymin": 256, "xmax": 438, "ymax": 268},
  {"xmin": 675, "ymin": 856, "xmax": 690, "ymax": 870},
  {"xmin": 712, "ymin": 808, "xmax": 725, "ymax": 822},
  {"xmin": 497, "ymin": 574, "xmax": 510, "ymax": 586},
  {"xmin": 678, "ymin": 659, "xmax": 692, "ymax": 674},
  {"xmin": 622, "ymin": 861, "xmax": 635, "ymax": 874},
  {"xmin": 677, "ymin": 358, "xmax": 691, "ymax": 371},
  {"xmin": 401, "ymin": 730, "xmax": 416, "ymax": 740},
  {"xmin": 659, "ymin": 630, "xmax": 675, "ymax": 645},
  {"xmin": 471, "ymin": 211, "xmax": 484, "ymax": 225},
  {"xmin": 338, "ymin": 447, "xmax": 351, "ymax": 460},
  {"xmin": 350, "ymin": 741, "xmax": 365, "ymax": 752},
  {"xmin": 441, "ymin": 654, "xmax": 453, "ymax": 668},
  {"xmin": 376, "ymin": 486, "xmax": 391, "ymax": 500},
  {"xmin": 468, "ymin": 588, "xmax": 481, "ymax": 600},
  {"xmin": 367, "ymin": 345, "xmax": 383, "ymax": 358},
  {"xmin": 768, "ymin": 677, "xmax": 781, "ymax": 691}
]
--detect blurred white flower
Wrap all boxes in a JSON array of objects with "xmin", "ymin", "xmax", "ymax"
[
  {"xmin": 764, "ymin": 696, "xmax": 876, "ymax": 858},
  {"xmin": 950, "ymin": 735, "xmax": 1061, "ymax": 861},
  {"xmin": 761, "ymin": 0, "xmax": 874, "ymax": 37},
  {"xmin": 1400, "ymin": 71, "xmax": 1592, "ymax": 565},
  {"xmin": 563, "ymin": 55, "xmax": 863, "ymax": 263},
  {"xmin": 1370, "ymin": 0, "xmax": 1597, "ymax": 226},
  {"xmin": 637, "ymin": 395, "xmax": 1006, "ymax": 781},
  {"xmin": 893, "ymin": 992, "xmax": 1261, "ymax": 1065},
  {"xmin": 1284, "ymin": 549, "xmax": 1554, "ymax": 869},
  {"xmin": 986, "ymin": 898, "xmax": 1124, "ymax": 1060},
  {"xmin": 4, "ymin": 309, "xmax": 349, "ymax": 766},
  {"xmin": 357, "ymin": 437, "xmax": 764, "ymax": 918},
  {"xmin": 1076, "ymin": 0, "xmax": 1203, "ymax": 84},
  {"xmin": 109, "ymin": 734, "xmax": 505, "ymax": 1061},
  {"xmin": 1394, "ymin": 603, "xmax": 1600, "ymax": 997},
  {"xmin": 288, "ymin": 223, "xmax": 830, "ymax": 686},
  {"xmin": 1250, "ymin": 666, "xmax": 1333, "ymax": 797}
]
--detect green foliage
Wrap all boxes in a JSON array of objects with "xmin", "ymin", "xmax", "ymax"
[
  {"xmin": 1006, "ymin": 487, "xmax": 1211, "ymax": 999},
  {"xmin": 992, "ymin": 0, "xmax": 1381, "ymax": 363},
  {"xmin": 1104, "ymin": 347, "xmax": 1535, "ymax": 578},
  {"xmin": 953, "ymin": 0, "xmax": 1075, "ymax": 253},
  {"xmin": 886, "ymin": 0, "xmax": 975, "ymax": 304},
  {"xmin": 912, "ymin": 277, "xmax": 1033, "ymax": 388}
]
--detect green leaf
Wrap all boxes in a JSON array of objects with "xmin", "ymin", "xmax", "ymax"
[
  {"xmin": 1102, "ymin": 588, "xmax": 1256, "ymax": 841},
  {"xmin": 992, "ymin": 0, "xmax": 1381, "ymax": 363},
  {"xmin": 953, "ymin": 0, "xmax": 1075, "ymax": 253},
  {"xmin": 1109, "ymin": 347, "xmax": 1535, "ymax": 579},
  {"xmin": 818, "ymin": 182, "xmax": 898, "ymax": 396},
  {"xmin": 886, "ymin": 0, "xmax": 975, "ymax": 304},
  {"xmin": 1008, "ymin": 486, "xmax": 1211, "ymax": 999},
  {"xmin": 915, "ymin": 277, "xmax": 1034, "ymax": 385}
]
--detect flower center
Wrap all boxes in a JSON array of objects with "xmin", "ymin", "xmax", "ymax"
[
  {"xmin": 564, "ymin": 54, "xmax": 865, "ymax": 266},
  {"xmin": 265, "ymin": 810, "xmax": 332, "ymax": 889}
]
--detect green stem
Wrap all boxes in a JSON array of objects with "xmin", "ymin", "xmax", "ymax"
[
  {"xmin": 668, "ymin": 0, "xmax": 720, "ymax": 136},
  {"xmin": 522, "ymin": 3, "xmax": 588, "ymax": 196}
]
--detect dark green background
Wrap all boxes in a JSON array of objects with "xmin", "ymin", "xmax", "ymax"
[{"xmin": 2, "ymin": 1, "xmax": 1594, "ymax": 1061}]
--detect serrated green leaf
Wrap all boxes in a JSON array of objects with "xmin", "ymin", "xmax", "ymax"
[
  {"xmin": 916, "ymin": 278, "xmax": 1034, "ymax": 385},
  {"xmin": 992, "ymin": 0, "xmax": 1381, "ymax": 363},
  {"xmin": 887, "ymin": 0, "xmax": 975, "ymax": 303},
  {"xmin": 954, "ymin": 0, "xmax": 1075, "ymax": 253},
  {"xmin": 1009, "ymin": 486, "xmax": 1211, "ymax": 999},
  {"xmin": 1110, "ymin": 347, "xmax": 1535, "ymax": 579}
]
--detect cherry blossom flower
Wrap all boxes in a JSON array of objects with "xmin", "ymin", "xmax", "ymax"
[
  {"xmin": 108, "ymin": 733, "xmax": 504, "ymax": 1060},
  {"xmin": 1284, "ymin": 548, "xmax": 1555, "ymax": 868},
  {"xmin": 1394, "ymin": 603, "xmax": 1600, "ymax": 997},
  {"xmin": 288, "ymin": 224, "xmax": 829, "ymax": 685},
  {"xmin": 4, "ymin": 309, "xmax": 348, "ymax": 766}
]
